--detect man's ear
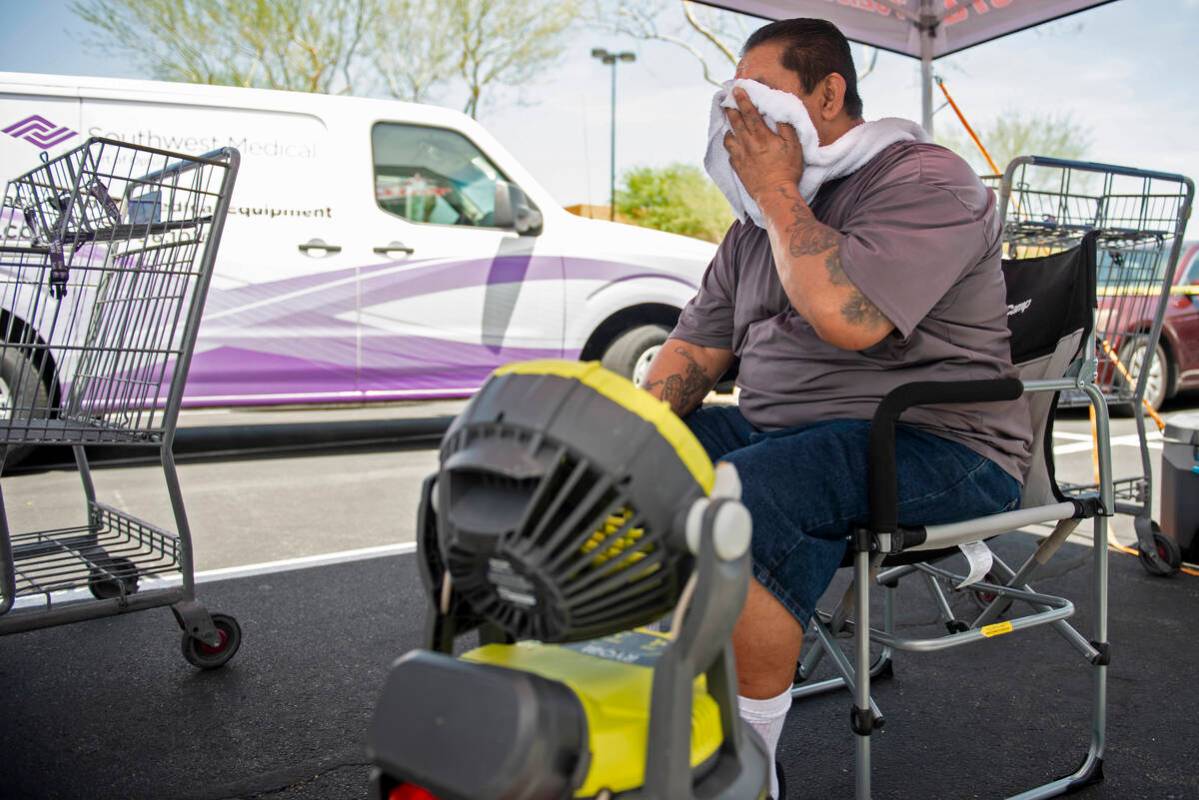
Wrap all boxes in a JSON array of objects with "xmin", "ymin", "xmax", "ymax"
[{"xmin": 818, "ymin": 73, "xmax": 848, "ymax": 121}]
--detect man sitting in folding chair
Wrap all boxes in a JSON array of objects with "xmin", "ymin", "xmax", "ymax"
[{"xmin": 641, "ymin": 18, "xmax": 1033, "ymax": 798}]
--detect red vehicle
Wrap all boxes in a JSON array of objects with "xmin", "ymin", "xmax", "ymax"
[{"xmin": 1099, "ymin": 241, "xmax": 1199, "ymax": 411}]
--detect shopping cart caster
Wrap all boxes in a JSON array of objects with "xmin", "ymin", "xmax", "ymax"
[
  {"xmin": 87, "ymin": 556, "xmax": 140, "ymax": 600},
  {"xmin": 1136, "ymin": 519, "xmax": 1181, "ymax": 577},
  {"xmin": 181, "ymin": 612, "xmax": 242, "ymax": 669}
]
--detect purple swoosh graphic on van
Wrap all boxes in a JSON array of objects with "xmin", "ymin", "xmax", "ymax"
[
  {"xmin": 2, "ymin": 203, "xmax": 703, "ymax": 408},
  {"xmin": 178, "ymin": 254, "xmax": 692, "ymax": 406}
]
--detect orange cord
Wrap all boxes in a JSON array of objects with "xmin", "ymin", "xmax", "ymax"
[{"xmin": 936, "ymin": 77, "xmax": 1001, "ymax": 176}]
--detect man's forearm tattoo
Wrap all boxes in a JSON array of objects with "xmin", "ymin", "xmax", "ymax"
[
  {"xmin": 821, "ymin": 241, "xmax": 849, "ymax": 286},
  {"xmin": 785, "ymin": 197, "xmax": 840, "ymax": 259},
  {"xmin": 781, "ymin": 189, "xmax": 886, "ymax": 330},
  {"xmin": 642, "ymin": 346, "xmax": 712, "ymax": 414},
  {"xmin": 842, "ymin": 289, "xmax": 886, "ymax": 327}
]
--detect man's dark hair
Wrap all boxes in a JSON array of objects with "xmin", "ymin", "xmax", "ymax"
[{"xmin": 743, "ymin": 18, "xmax": 863, "ymax": 119}]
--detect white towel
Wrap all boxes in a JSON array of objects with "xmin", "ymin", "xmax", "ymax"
[{"xmin": 704, "ymin": 78, "xmax": 929, "ymax": 228}]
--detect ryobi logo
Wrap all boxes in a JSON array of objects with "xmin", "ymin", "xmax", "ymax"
[
  {"xmin": 3, "ymin": 115, "xmax": 78, "ymax": 150},
  {"xmin": 1007, "ymin": 298, "xmax": 1033, "ymax": 317}
]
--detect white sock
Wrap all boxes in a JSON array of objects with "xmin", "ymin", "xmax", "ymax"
[{"xmin": 739, "ymin": 689, "xmax": 793, "ymax": 798}]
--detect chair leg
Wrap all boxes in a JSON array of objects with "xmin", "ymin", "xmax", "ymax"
[
  {"xmin": 872, "ymin": 581, "xmax": 896, "ymax": 679},
  {"xmin": 1006, "ymin": 513, "xmax": 1108, "ymax": 799},
  {"xmin": 921, "ymin": 570, "xmax": 968, "ymax": 633},
  {"xmin": 795, "ymin": 618, "xmax": 829, "ymax": 683},
  {"xmin": 794, "ymin": 572, "xmax": 895, "ymax": 700},
  {"xmin": 791, "ymin": 617, "xmax": 887, "ymax": 724},
  {"xmin": 852, "ymin": 545, "xmax": 874, "ymax": 800},
  {"xmin": 1010, "ymin": 386, "xmax": 1111, "ymax": 799}
]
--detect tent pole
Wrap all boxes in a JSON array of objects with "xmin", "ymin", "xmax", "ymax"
[
  {"xmin": 920, "ymin": 2, "xmax": 935, "ymax": 136},
  {"xmin": 921, "ymin": 47, "xmax": 933, "ymax": 136}
]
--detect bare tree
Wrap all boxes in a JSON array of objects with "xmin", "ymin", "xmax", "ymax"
[
  {"xmin": 71, "ymin": 0, "xmax": 378, "ymax": 94},
  {"xmin": 449, "ymin": 0, "xmax": 580, "ymax": 119},
  {"xmin": 595, "ymin": 0, "xmax": 877, "ymax": 88},
  {"xmin": 937, "ymin": 109, "xmax": 1094, "ymax": 176},
  {"xmin": 73, "ymin": 0, "xmax": 579, "ymax": 116},
  {"xmin": 595, "ymin": 0, "xmax": 738, "ymax": 87},
  {"xmin": 370, "ymin": 0, "xmax": 457, "ymax": 102}
]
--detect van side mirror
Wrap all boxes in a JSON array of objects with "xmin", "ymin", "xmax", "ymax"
[
  {"xmin": 493, "ymin": 180, "xmax": 543, "ymax": 236},
  {"xmin": 493, "ymin": 180, "xmax": 515, "ymax": 229}
]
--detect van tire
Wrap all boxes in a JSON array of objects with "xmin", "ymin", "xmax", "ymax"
[
  {"xmin": 0, "ymin": 347, "xmax": 51, "ymax": 467},
  {"xmin": 600, "ymin": 325, "xmax": 671, "ymax": 386}
]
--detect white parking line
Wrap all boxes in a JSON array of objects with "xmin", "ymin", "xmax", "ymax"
[
  {"xmin": 10, "ymin": 542, "xmax": 420, "ymax": 611},
  {"xmin": 1052, "ymin": 431, "xmax": 1162, "ymax": 454},
  {"xmin": 192, "ymin": 541, "xmax": 418, "ymax": 583}
]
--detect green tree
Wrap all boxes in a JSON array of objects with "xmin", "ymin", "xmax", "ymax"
[
  {"xmin": 937, "ymin": 109, "xmax": 1093, "ymax": 176},
  {"xmin": 615, "ymin": 163, "xmax": 734, "ymax": 243}
]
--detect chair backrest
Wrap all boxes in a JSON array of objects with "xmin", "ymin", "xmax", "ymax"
[{"xmin": 1002, "ymin": 231, "xmax": 1098, "ymax": 508}]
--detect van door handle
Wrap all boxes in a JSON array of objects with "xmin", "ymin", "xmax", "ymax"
[
  {"xmin": 298, "ymin": 238, "xmax": 341, "ymax": 256},
  {"xmin": 373, "ymin": 241, "xmax": 416, "ymax": 256}
]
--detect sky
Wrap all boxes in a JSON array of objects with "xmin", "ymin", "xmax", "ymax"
[{"xmin": 0, "ymin": 0, "xmax": 1196, "ymax": 235}]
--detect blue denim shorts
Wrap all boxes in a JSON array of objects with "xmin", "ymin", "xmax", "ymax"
[{"xmin": 683, "ymin": 406, "xmax": 1022, "ymax": 629}]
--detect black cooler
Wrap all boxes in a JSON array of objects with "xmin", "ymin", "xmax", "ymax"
[{"xmin": 1160, "ymin": 412, "xmax": 1199, "ymax": 562}]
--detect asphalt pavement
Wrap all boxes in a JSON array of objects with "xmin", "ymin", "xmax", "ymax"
[
  {"xmin": 1, "ymin": 394, "xmax": 1191, "ymax": 574},
  {"xmin": 1, "ymin": 392, "xmax": 1197, "ymax": 800}
]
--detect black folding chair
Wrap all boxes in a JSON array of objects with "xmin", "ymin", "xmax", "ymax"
[{"xmin": 791, "ymin": 233, "xmax": 1111, "ymax": 799}]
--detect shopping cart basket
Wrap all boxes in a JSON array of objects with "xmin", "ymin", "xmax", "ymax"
[
  {"xmin": 0, "ymin": 137, "xmax": 242, "ymax": 668},
  {"xmin": 998, "ymin": 156, "xmax": 1195, "ymax": 576}
]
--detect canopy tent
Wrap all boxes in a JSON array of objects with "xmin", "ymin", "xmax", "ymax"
[{"xmin": 692, "ymin": 0, "xmax": 1118, "ymax": 134}]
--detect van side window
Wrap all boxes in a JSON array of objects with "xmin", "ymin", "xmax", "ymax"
[{"xmin": 372, "ymin": 123, "xmax": 506, "ymax": 227}]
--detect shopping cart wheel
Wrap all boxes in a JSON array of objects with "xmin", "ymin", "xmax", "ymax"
[
  {"xmin": 1138, "ymin": 523, "xmax": 1181, "ymax": 577},
  {"xmin": 87, "ymin": 556, "xmax": 140, "ymax": 600},
  {"xmin": 181, "ymin": 613, "xmax": 242, "ymax": 669}
]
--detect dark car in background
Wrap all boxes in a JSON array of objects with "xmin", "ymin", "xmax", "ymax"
[{"xmin": 1099, "ymin": 241, "xmax": 1199, "ymax": 411}]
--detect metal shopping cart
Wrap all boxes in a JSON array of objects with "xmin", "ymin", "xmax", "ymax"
[
  {"xmin": 0, "ymin": 137, "xmax": 242, "ymax": 667},
  {"xmin": 997, "ymin": 156, "xmax": 1195, "ymax": 576}
]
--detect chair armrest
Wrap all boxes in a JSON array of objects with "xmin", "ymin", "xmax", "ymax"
[{"xmin": 869, "ymin": 378, "xmax": 1023, "ymax": 537}]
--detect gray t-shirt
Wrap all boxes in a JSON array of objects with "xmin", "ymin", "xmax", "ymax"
[{"xmin": 672, "ymin": 141, "xmax": 1032, "ymax": 482}]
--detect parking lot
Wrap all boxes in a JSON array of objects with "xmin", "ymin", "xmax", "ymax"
[
  {"xmin": 2, "ymin": 394, "xmax": 1189, "ymax": 576},
  {"xmin": 1, "ymin": 394, "xmax": 1197, "ymax": 800},
  {"xmin": 0, "ymin": 392, "xmax": 1186, "ymax": 626}
]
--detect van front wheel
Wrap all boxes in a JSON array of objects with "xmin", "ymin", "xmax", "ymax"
[
  {"xmin": 1, "ymin": 347, "xmax": 52, "ymax": 466},
  {"xmin": 600, "ymin": 325, "xmax": 670, "ymax": 387}
]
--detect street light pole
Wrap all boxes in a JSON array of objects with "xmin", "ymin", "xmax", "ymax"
[{"xmin": 591, "ymin": 48, "xmax": 636, "ymax": 222}]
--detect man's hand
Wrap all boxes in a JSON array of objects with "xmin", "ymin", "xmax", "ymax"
[{"xmin": 723, "ymin": 87, "xmax": 804, "ymax": 203}]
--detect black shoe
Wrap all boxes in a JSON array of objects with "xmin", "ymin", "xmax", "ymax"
[{"xmin": 773, "ymin": 760, "xmax": 787, "ymax": 800}]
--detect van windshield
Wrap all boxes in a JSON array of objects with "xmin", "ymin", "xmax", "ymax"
[{"xmin": 372, "ymin": 123, "xmax": 507, "ymax": 227}]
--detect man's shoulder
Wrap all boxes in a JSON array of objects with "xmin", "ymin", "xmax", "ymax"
[
  {"xmin": 723, "ymin": 218, "xmax": 769, "ymax": 249},
  {"xmin": 866, "ymin": 141, "xmax": 991, "ymax": 213}
]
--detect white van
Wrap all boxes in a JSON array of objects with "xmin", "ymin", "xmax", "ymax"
[{"xmin": 0, "ymin": 72, "xmax": 714, "ymax": 407}]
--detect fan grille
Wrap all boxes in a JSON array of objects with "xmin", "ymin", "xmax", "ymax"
[{"xmin": 440, "ymin": 424, "xmax": 686, "ymax": 643}]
